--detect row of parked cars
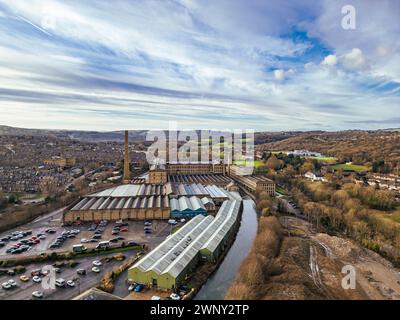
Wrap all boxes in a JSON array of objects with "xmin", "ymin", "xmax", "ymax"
[
  {"xmin": 0, "ymin": 230, "xmax": 32, "ymax": 250},
  {"xmin": 1, "ymin": 229, "xmax": 58, "ymax": 254},
  {"xmin": 49, "ymin": 229, "xmax": 80, "ymax": 249},
  {"xmin": 2, "ymin": 260, "xmax": 104, "ymax": 300}
]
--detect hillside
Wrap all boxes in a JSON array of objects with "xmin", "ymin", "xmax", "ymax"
[
  {"xmin": 226, "ymin": 216, "xmax": 400, "ymax": 300},
  {"xmin": 256, "ymin": 130, "xmax": 400, "ymax": 165}
]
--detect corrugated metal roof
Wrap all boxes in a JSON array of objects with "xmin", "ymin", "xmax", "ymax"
[
  {"xmin": 151, "ymin": 216, "xmax": 213, "ymax": 275},
  {"xmin": 131, "ymin": 215, "xmax": 205, "ymax": 272},
  {"xmin": 71, "ymin": 195, "xmax": 170, "ymax": 211},
  {"xmin": 130, "ymin": 199, "xmax": 241, "ymax": 281},
  {"xmin": 201, "ymin": 200, "xmax": 240, "ymax": 253},
  {"xmin": 88, "ymin": 183, "xmax": 172, "ymax": 198},
  {"xmin": 170, "ymin": 196, "xmax": 206, "ymax": 213},
  {"xmin": 163, "ymin": 200, "xmax": 240, "ymax": 278},
  {"xmin": 71, "ymin": 198, "xmax": 89, "ymax": 211}
]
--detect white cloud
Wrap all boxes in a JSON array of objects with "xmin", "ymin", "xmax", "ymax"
[
  {"xmin": 0, "ymin": 0, "xmax": 398, "ymax": 131},
  {"xmin": 321, "ymin": 54, "xmax": 337, "ymax": 66},
  {"xmin": 342, "ymin": 48, "xmax": 368, "ymax": 71},
  {"xmin": 274, "ymin": 69, "xmax": 285, "ymax": 81}
]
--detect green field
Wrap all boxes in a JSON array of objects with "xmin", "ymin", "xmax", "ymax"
[
  {"xmin": 307, "ymin": 156, "xmax": 338, "ymax": 163},
  {"xmin": 331, "ymin": 163, "xmax": 370, "ymax": 172},
  {"xmin": 234, "ymin": 160, "xmax": 264, "ymax": 168}
]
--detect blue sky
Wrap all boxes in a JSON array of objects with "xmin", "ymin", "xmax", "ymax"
[{"xmin": 0, "ymin": 0, "xmax": 399, "ymax": 131}]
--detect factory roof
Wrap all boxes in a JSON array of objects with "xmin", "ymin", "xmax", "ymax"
[
  {"xmin": 169, "ymin": 174, "xmax": 232, "ymax": 185},
  {"xmin": 87, "ymin": 183, "xmax": 171, "ymax": 198},
  {"xmin": 71, "ymin": 195, "xmax": 170, "ymax": 211},
  {"xmin": 130, "ymin": 200, "xmax": 241, "ymax": 279},
  {"xmin": 162, "ymin": 200, "xmax": 240, "ymax": 278},
  {"xmin": 171, "ymin": 183, "xmax": 230, "ymax": 200},
  {"xmin": 131, "ymin": 215, "xmax": 206, "ymax": 272},
  {"xmin": 201, "ymin": 200, "xmax": 241, "ymax": 254},
  {"xmin": 170, "ymin": 196, "xmax": 207, "ymax": 213}
]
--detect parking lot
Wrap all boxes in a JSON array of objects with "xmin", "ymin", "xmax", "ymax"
[
  {"xmin": 0, "ymin": 208, "xmax": 173, "ymax": 259},
  {"xmin": 0, "ymin": 250, "xmax": 138, "ymax": 300},
  {"xmin": 0, "ymin": 207, "xmax": 181, "ymax": 300}
]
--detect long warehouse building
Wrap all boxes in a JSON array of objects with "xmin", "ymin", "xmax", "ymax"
[{"xmin": 128, "ymin": 200, "xmax": 242, "ymax": 290}]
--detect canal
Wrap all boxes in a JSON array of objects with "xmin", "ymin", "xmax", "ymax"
[{"xmin": 194, "ymin": 198, "xmax": 258, "ymax": 300}]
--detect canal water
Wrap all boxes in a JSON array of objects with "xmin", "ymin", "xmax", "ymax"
[{"xmin": 194, "ymin": 199, "xmax": 258, "ymax": 300}]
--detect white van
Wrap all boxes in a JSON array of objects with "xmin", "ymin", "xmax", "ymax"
[
  {"xmin": 55, "ymin": 278, "xmax": 66, "ymax": 287},
  {"xmin": 72, "ymin": 244, "xmax": 87, "ymax": 253},
  {"xmin": 96, "ymin": 241, "xmax": 110, "ymax": 250}
]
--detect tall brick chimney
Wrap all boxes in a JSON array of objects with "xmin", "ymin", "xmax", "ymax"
[{"xmin": 123, "ymin": 130, "xmax": 130, "ymax": 184}]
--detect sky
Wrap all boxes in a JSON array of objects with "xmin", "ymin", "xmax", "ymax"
[{"xmin": 0, "ymin": 0, "xmax": 399, "ymax": 132}]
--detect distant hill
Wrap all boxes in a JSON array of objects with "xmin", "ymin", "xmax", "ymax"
[
  {"xmin": 257, "ymin": 130, "xmax": 400, "ymax": 165},
  {"xmin": 0, "ymin": 125, "xmax": 148, "ymax": 142}
]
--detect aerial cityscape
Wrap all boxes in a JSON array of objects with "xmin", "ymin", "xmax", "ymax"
[{"xmin": 0, "ymin": 0, "xmax": 399, "ymax": 309}]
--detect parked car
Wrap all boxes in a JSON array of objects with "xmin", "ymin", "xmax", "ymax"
[
  {"xmin": 80, "ymin": 238, "xmax": 89, "ymax": 243},
  {"xmin": 32, "ymin": 291, "xmax": 43, "ymax": 299},
  {"xmin": 55, "ymin": 279, "xmax": 66, "ymax": 287},
  {"xmin": 144, "ymin": 229, "xmax": 152, "ymax": 234},
  {"xmin": 120, "ymin": 227, "xmax": 128, "ymax": 232},
  {"xmin": 91, "ymin": 267, "xmax": 100, "ymax": 273},
  {"xmin": 72, "ymin": 244, "xmax": 87, "ymax": 253},
  {"xmin": 110, "ymin": 238, "xmax": 119, "ymax": 243},
  {"xmin": 40, "ymin": 270, "xmax": 50, "ymax": 277},
  {"xmin": 168, "ymin": 219, "xmax": 178, "ymax": 225},
  {"xmin": 88, "ymin": 224, "xmax": 97, "ymax": 231},
  {"xmin": 151, "ymin": 296, "xmax": 161, "ymax": 300},
  {"xmin": 32, "ymin": 276, "xmax": 42, "ymax": 283},
  {"xmin": 111, "ymin": 230, "xmax": 120, "ymax": 235},
  {"xmin": 66, "ymin": 280, "xmax": 75, "ymax": 287},
  {"xmin": 7, "ymin": 269, "xmax": 15, "ymax": 276},
  {"xmin": 128, "ymin": 283, "xmax": 136, "ymax": 291},
  {"xmin": 170, "ymin": 293, "xmax": 181, "ymax": 300},
  {"xmin": 20, "ymin": 275, "xmax": 30, "ymax": 282},
  {"xmin": 31, "ymin": 269, "xmax": 41, "ymax": 277},
  {"xmin": 7, "ymin": 279, "xmax": 17, "ymax": 287},
  {"xmin": 11, "ymin": 248, "xmax": 22, "ymax": 254},
  {"xmin": 128, "ymin": 241, "xmax": 139, "ymax": 246},
  {"xmin": 92, "ymin": 260, "xmax": 102, "ymax": 267},
  {"xmin": 134, "ymin": 284, "xmax": 144, "ymax": 292},
  {"xmin": 144, "ymin": 221, "xmax": 152, "ymax": 226},
  {"xmin": 76, "ymin": 268, "xmax": 86, "ymax": 275},
  {"xmin": 96, "ymin": 241, "xmax": 110, "ymax": 250},
  {"xmin": 0, "ymin": 241, "xmax": 5, "ymax": 247},
  {"xmin": 2, "ymin": 282, "xmax": 11, "ymax": 290},
  {"xmin": 92, "ymin": 234, "xmax": 102, "ymax": 240}
]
